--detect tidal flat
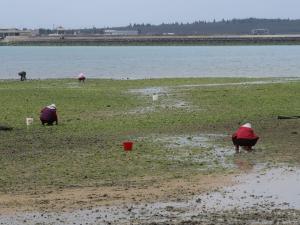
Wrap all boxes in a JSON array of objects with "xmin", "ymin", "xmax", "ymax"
[{"xmin": 0, "ymin": 77, "xmax": 299, "ymax": 224}]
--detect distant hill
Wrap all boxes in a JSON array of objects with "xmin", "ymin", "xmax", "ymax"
[
  {"xmin": 112, "ymin": 18, "xmax": 300, "ymax": 35},
  {"xmin": 37, "ymin": 18, "xmax": 300, "ymax": 36}
]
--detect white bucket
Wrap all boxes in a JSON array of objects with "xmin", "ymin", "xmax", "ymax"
[
  {"xmin": 152, "ymin": 94, "xmax": 158, "ymax": 101},
  {"xmin": 26, "ymin": 118, "xmax": 34, "ymax": 126}
]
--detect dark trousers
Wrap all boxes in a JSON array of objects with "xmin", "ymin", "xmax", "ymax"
[
  {"xmin": 20, "ymin": 75, "xmax": 26, "ymax": 81},
  {"xmin": 232, "ymin": 137, "xmax": 259, "ymax": 147},
  {"xmin": 40, "ymin": 119, "xmax": 54, "ymax": 126}
]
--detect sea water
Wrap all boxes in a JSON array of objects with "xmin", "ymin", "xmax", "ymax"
[{"xmin": 0, "ymin": 45, "xmax": 300, "ymax": 79}]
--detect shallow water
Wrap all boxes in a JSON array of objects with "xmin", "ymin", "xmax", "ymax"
[
  {"xmin": 129, "ymin": 79, "xmax": 300, "ymax": 96},
  {"xmin": 179, "ymin": 77, "xmax": 300, "ymax": 88},
  {"xmin": 196, "ymin": 166, "xmax": 300, "ymax": 210},
  {"xmin": 128, "ymin": 86, "xmax": 192, "ymax": 114},
  {"xmin": 155, "ymin": 134, "xmax": 235, "ymax": 169},
  {"xmin": 129, "ymin": 87, "xmax": 169, "ymax": 96},
  {"xmin": 1, "ymin": 46, "xmax": 300, "ymax": 79},
  {"xmin": 128, "ymin": 78, "xmax": 300, "ymax": 115}
]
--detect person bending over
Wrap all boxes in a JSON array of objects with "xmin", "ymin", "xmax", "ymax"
[
  {"xmin": 18, "ymin": 71, "xmax": 27, "ymax": 81},
  {"xmin": 232, "ymin": 123, "xmax": 259, "ymax": 153},
  {"xmin": 78, "ymin": 73, "xmax": 86, "ymax": 83},
  {"xmin": 40, "ymin": 104, "xmax": 58, "ymax": 125}
]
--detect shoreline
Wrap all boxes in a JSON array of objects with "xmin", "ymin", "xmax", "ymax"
[
  {"xmin": 1, "ymin": 77, "xmax": 300, "ymax": 81},
  {"xmin": 2, "ymin": 35, "xmax": 300, "ymax": 46}
]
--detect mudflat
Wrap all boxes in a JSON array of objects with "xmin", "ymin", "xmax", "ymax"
[{"xmin": 0, "ymin": 77, "xmax": 299, "ymax": 224}]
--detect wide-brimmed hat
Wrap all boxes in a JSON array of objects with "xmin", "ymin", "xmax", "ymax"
[
  {"xmin": 47, "ymin": 104, "xmax": 56, "ymax": 109},
  {"xmin": 241, "ymin": 123, "xmax": 252, "ymax": 128}
]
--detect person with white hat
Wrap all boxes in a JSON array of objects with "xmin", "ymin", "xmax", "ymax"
[
  {"xmin": 232, "ymin": 123, "xmax": 259, "ymax": 153},
  {"xmin": 40, "ymin": 104, "xmax": 58, "ymax": 125},
  {"xmin": 78, "ymin": 73, "xmax": 86, "ymax": 83}
]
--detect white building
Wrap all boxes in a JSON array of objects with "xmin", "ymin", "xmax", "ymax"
[
  {"xmin": 104, "ymin": 29, "xmax": 139, "ymax": 36},
  {"xmin": 0, "ymin": 28, "xmax": 32, "ymax": 38},
  {"xmin": 251, "ymin": 29, "xmax": 270, "ymax": 35}
]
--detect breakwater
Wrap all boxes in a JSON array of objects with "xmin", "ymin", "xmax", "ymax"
[{"xmin": 2, "ymin": 35, "xmax": 300, "ymax": 46}]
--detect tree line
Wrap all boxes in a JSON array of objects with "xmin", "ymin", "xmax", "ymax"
[{"xmin": 39, "ymin": 18, "xmax": 300, "ymax": 36}]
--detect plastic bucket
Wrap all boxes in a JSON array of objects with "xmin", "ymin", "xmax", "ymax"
[
  {"xmin": 152, "ymin": 94, "xmax": 158, "ymax": 101},
  {"xmin": 26, "ymin": 118, "xmax": 34, "ymax": 126},
  {"xmin": 123, "ymin": 141, "xmax": 133, "ymax": 151}
]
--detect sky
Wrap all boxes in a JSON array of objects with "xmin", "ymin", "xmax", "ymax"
[{"xmin": 1, "ymin": 0, "xmax": 300, "ymax": 29}]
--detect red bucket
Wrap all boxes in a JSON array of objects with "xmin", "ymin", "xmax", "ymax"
[{"xmin": 123, "ymin": 141, "xmax": 133, "ymax": 151}]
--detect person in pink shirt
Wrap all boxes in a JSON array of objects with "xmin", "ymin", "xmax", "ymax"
[
  {"xmin": 232, "ymin": 123, "xmax": 259, "ymax": 153},
  {"xmin": 40, "ymin": 104, "xmax": 58, "ymax": 125},
  {"xmin": 78, "ymin": 73, "xmax": 86, "ymax": 83}
]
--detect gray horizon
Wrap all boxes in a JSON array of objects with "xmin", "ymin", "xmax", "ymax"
[{"xmin": 1, "ymin": 0, "xmax": 300, "ymax": 29}]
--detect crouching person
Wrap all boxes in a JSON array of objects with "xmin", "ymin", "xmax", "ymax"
[
  {"xmin": 40, "ymin": 104, "xmax": 58, "ymax": 125},
  {"xmin": 232, "ymin": 123, "xmax": 259, "ymax": 153}
]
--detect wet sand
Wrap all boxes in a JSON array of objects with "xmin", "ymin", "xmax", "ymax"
[
  {"xmin": 1, "ymin": 132, "xmax": 299, "ymax": 224},
  {"xmin": 1, "ymin": 165, "xmax": 299, "ymax": 224}
]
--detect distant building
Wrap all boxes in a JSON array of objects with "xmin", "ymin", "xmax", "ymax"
[
  {"xmin": 56, "ymin": 26, "xmax": 66, "ymax": 35},
  {"xmin": 251, "ymin": 29, "xmax": 270, "ymax": 35},
  {"xmin": 47, "ymin": 26, "xmax": 67, "ymax": 37},
  {"xmin": 0, "ymin": 28, "xmax": 32, "ymax": 38},
  {"xmin": 104, "ymin": 29, "xmax": 139, "ymax": 36}
]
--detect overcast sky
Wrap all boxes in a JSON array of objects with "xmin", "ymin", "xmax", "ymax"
[{"xmin": 1, "ymin": 0, "xmax": 300, "ymax": 29}]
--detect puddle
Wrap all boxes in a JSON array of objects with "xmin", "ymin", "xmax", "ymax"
[
  {"xmin": 129, "ymin": 86, "xmax": 169, "ymax": 96},
  {"xmin": 160, "ymin": 99, "xmax": 192, "ymax": 111},
  {"xmin": 2, "ymin": 166, "xmax": 299, "ymax": 225},
  {"xmin": 127, "ymin": 99, "xmax": 193, "ymax": 114},
  {"xmin": 129, "ymin": 79, "xmax": 300, "ymax": 96},
  {"xmin": 170, "ymin": 100, "xmax": 187, "ymax": 108},
  {"xmin": 128, "ymin": 86, "xmax": 193, "ymax": 114},
  {"xmin": 198, "ymin": 165, "xmax": 300, "ymax": 211},
  {"xmin": 127, "ymin": 106, "xmax": 156, "ymax": 114},
  {"xmin": 178, "ymin": 78, "xmax": 300, "ymax": 89},
  {"xmin": 156, "ymin": 134, "xmax": 235, "ymax": 169},
  {"xmin": 157, "ymin": 134, "xmax": 226, "ymax": 149},
  {"xmin": 127, "ymin": 79, "xmax": 300, "ymax": 114}
]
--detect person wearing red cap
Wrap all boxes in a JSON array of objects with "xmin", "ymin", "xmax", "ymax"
[
  {"xmin": 232, "ymin": 123, "xmax": 259, "ymax": 153},
  {"xmin": 40, "ymin": 104, "xmax": 58, "ymax": 125}
]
